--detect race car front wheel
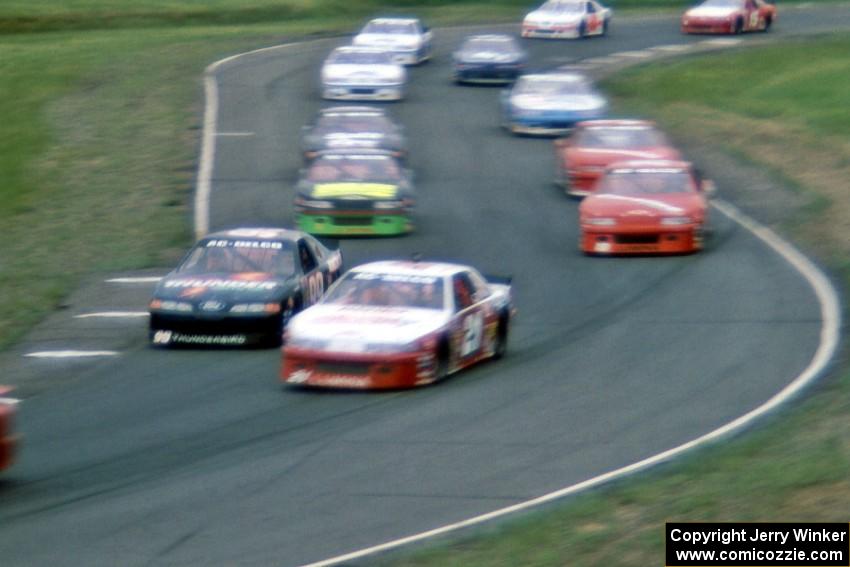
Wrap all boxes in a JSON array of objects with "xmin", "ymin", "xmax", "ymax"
[{"xmin": 493, "ymin": 314, "xmax": 509, "ymax": 360}]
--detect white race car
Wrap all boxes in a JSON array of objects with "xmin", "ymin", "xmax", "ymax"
[
  {"xmin": 522, "ymin": 0, "xmax": 612, "ymax": 39},
  {"xmin": 352, "ymin": 17, "xmax": 433, "ymax": 65},
  {"xmin": 321, "ymin": 46, "xmax": 407, "ymax": 101},
  {"xmin": 281, "ymin": 261, "xmax": 514, "ymax": 389}
]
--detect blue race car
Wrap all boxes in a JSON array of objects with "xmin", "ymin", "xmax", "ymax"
[
  {"xmin": 501, "ymin": 71, "xmax": 608, "ymax": 135},
  {"xmin": 452, "ymin": 34, "xmax": 527, "ymax": 84}
]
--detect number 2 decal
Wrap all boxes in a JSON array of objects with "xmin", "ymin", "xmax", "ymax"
[{"xmin": 461, "ymin": 312, "xmax": 484, "ymax": 357}]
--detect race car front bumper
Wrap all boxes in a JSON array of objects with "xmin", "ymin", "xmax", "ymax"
[
  {"xmin": 581, "ymin": 226, "xmax": 703, "ymax": 255},
  {"xmin": 322, "ymin": 83, "xmax": 404, "ymax": 101},
  {"xmin": 454, "ymin": 64, "xmax": 522, "ymax": 84},
  {"xmin": 149, "ymin": 312, "xmax": 282, "ymax": 346},
  {"xmin": 296, "ymin": 211, "xmax": 412, "ymax": 236},
  {"xmin": 282, "ymin": 347, "xmax": 438, "ymax": 389}
]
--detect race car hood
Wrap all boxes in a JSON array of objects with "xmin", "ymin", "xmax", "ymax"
[
  {"xmin": 323, "ymin": 64, "xmax": 403, "ymax": 82},
  {"xmin": 458, "ymin": 50, "xmax": 518, "ymax": 64},
  {"xmin": 303, "ymin": 182, "xmax": 402, "ymax": 200},
  {"xmin": 353, "ymin": 34, "xmax": 421, "ymax": 50},
  {"xmin": 512, "ymin": 93, "xmax": 605, "ymax": 112},
  {"xmin": 582, "ymin": 193, "xmax": 705, "ymax": 218},
  {"xmin": 685, "ymin": 6, "xmax": 739, "ymax": 18},
  {"xmin": 288, "ymin": 304, "xmax": 450, "ymax": 350},
  {"xmin": 524, "ymin": 11, "xmax": 583, "ymax": 25},
  {"xmin": 567, "ymin": 146, "xmax": 682, "ymax": 167},
  {"xmin": 153, "ymin": 272, "xmax": 294, "ymax": 303}
]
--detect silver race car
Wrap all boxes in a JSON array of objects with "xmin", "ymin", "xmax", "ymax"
[
  {"xmin": 352, "ymin": 17, "xmax": 433, "ymax": 65},
  {"xmin": 300, "ymin": 106, "xmax": 407, "ymax": 161}
]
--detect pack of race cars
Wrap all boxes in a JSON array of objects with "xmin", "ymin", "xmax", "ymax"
[{"xmin": 142, "ymin": 0, "xmax": 762, "ymax": 393}]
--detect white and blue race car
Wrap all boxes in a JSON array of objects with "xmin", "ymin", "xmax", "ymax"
[
  {"xmin": 352, "ymin": 17, "xmax": 433, "ymax": 65},
  {"xmin": 522, "ymin": 0, "xmax": 612, "ymax": 39},
  {"xmin": 500, "ymin": 71, "xmax": 608, "ymax": 135}
]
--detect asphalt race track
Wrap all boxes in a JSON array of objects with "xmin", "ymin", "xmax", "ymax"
[{"xmin": 1, "ymin": 6, "xmax": 848, "ymax": 567}]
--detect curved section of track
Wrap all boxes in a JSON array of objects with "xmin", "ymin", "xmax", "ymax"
[{"xmin": 0, "ymin": 8, "xmax": 847, "ymax": 567}]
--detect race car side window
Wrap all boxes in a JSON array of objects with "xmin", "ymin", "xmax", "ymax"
[
  {"xmin": 467, "ymin": 270, "xmax": 492, "ymax": 302},
  {"xmin": 452, "ymin": 273, "xmax": 475, "ymax": 312},
  {"xmin": 298, "ymin": 240, "xmax": 318, "ymax": 273},
  {"xmin": 306, "ymin": 238, "xmax": 325, "ymax": 262},
  {"xmin": 587, "ymin": 2, "xmax": 595, "ymax": 13}
]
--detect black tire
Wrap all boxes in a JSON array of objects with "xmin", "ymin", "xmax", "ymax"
[
  {"xmin": 493, "ymin": 314, "xmax": 509, "ymax": 360},
  {"xmin": 734, "ymin": 17, "xmax": 743, "ymax": 34},
  {"xmin": 763, "ymin": 16, "xmax": 772, "ymax": 32},
  {"xmin": 602, "ymin": 19, "xmax": 609, "ymax": 36},
  {"xmin": 578, "ymin": 22, "xmax": 587, "ymax": 38},
  {"xmin": 434, "ymin": 340, "xmax": 450, "ymax": 382}
]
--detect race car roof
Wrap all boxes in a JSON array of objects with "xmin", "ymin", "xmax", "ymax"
[
  {"xmin": 367, "ymin": 17, "xmax": 421, "ymax": 25},
  {"xmin": 205, "ymin": 228, "xmax": 307, "ymax": 241},
  {"xmin": 607, "ymin": 159, "xmax": 692, "ymax": 172},
  {"xmin": 332, "ymin": 45, "xmax": 394, "ymax": 54},
  {"xmin": 576, "ymin": 119, "xmax": 656, "ymax": 129},
  {"xmin": 350, "ymin": 261, "xmax": 470, "ymax": 278}
]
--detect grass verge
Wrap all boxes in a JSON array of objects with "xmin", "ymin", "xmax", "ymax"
[{"xmin": 379, "ymin": 35, "xmax": 850, "ymax": 567}]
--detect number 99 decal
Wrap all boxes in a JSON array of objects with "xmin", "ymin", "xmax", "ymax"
[{"xmin": 305, "ymin": 272, "xmax": 325, "ymax": 305}]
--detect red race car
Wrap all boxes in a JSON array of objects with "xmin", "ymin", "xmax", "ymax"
[
  {"xmin": 579, "ymin": 160, "xmax": 714, "ymax": 255},
  {"xmin": 281, "ymin": 261, "xmax": 514, "ymax": 389},
  {"xmin": 554, "ymin": 119, "xmax": 681, "ymax": 197},
  {"xmin": 681, "ymin": 0, "xmax": 776, "ymax": 35},
  {"xmin": 0, "ymin": 387, "xmax": 19, "ymax": 472}
]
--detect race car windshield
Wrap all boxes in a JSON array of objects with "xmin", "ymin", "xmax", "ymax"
[
  {"xmin": 699, "ymin": 0, "xmax": 742, "ymax": 7},
  {"xmin": 599, "ymin": 171, "xmax": 696, "ymax": 195},
  {"xmin": 574, "ymin": 127, "xmax": 668, "ymax": 149},
  {"xmin": 324, "ymin": 273, "xmax": 445, "ymax": 309},
  {"xmin": 307, "ymin": 156, "xmax": 402, "ymax": 183},
  {"xmin": 177, "ymin": 240, "xmax": 297, "ymax": 276},
  {"xmin": 463, "ymin": 38, "xmax": 515, "ymax": 53},
  {"xmin": 539, "ymin": 1, "xmax": 583, "ymax": 13},
  {"xmin": 362, "ymin": 21, "xmax": 418, "ymax": 35},
  {"xmin": 315, "ymin": 114, "xmax": 391, "ymax": 134},
  {"xmin": 515, "ymin": 77, "xmax": 590, "ymax": 96},
  {"xmin": 329, "ymin": 50, "xmax": 393, "ymax": 65}
]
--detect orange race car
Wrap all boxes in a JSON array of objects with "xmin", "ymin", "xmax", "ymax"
[
  {"xmin": 579, "ymin": 160, "xmax": 714, "ymax": 255},
  {"xmin": 682, "ymin": 0, "xmax": 776, "ymax": 35},
  {"xmin": 0, "ymin": 386, "xmax": 19, "ymax": 472},
  {"xmin": 554, "ymin": 119, "xmax": 681, "ymax": 197}
]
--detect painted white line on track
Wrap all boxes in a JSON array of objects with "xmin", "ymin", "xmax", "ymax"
[
  {"xmin": 299, "ymin": 201, "xmax": 842, "ymax": 567},
  {"xmin": 651, "ymin": 44, "xmax": 693, "ymax": 52},
  {"xmin": 614, "ymin": 50, "xmax": 654, "ymax": 59},
  {"xmin": 700, "ymin": 38, "xmax": 744, "ymax": 47},
  {"xmin": 0, "ymin": 398, "xmax": 21, "ymax": 406},
  {"xmin": 74, "ymin": 312, "xmax": 150, "ymax": 319},
  {"xmin": 196, "ymin": 42, "xmax": 302, "ymax": 240},
  {"xmin": 24, "ymin": 351, "xmax": 120, "ymax": 359},
  {"xmin": 582, "ymin": 56, "xmax": 622, "ymax": 65},
  {"xmin": 216, "ymin": 132, "xmax": 255, "ymax": 137},
  {"xmin": 106, "ymin": 277, "xmax": 162, "ymax": 283}
]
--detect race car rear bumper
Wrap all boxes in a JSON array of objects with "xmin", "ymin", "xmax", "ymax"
[
  {"xmin": 522, "ymin": 26, "xmax": 581, "ymax": 39},
  {"xmin": 296, "ymin": 212, "xmax": 412, "ymax": 236},
  {"xmin": 581, "ymin": 226, "xmax": 702, "ymax": 255},
  {"xmin": 282, "ymin": 348, "xmax": 438, "ymax": 389}
]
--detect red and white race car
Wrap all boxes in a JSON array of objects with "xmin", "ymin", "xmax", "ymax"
[
  {"xmin": 579, "ymin": 160, "xmax": 714, "ymax": 255},
  {"xmin": 681, "ymin": 0, "xmax": 776, "ymax": 35},
  {"xmin": 0, "ymin": 387, "xmax": 19, "ymax": 472},
  {"xmin": 522, "ymin": 0, "xmax": 612, "ymax": 39},
  {"xmin": 281, "ymin": 261, "xmax": 514, "ymax": 389},
  {"xmin": 555, "ymin": 119, "xmax": 681, "ymax": 197}
]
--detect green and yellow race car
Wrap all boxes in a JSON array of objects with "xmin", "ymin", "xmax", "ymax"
[{"xmin": 294, "ymin": 150, "xmax": 415, "ymax": 236}]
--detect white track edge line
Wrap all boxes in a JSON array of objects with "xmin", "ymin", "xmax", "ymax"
[{"xmin": 298, "ymin": 202, "xmax": 842, "ymax": 567}]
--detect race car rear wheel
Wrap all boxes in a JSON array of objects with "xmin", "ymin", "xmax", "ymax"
[
  {"xmin": 578, "ymin": 22, "xmax": 587, "ymax": 38},
  {"xmin": 435, "ymin": 340, "xmax": 450, "ymax": 382},
  {"xmin": 602, "ymin": 18, "xmax": 609, "ymax": 36},
  {"xmin": 493, "ymin": 313, "xmax": 509, "ymax": 360},
  {"xmin": 733, "ymin": 17, "xmax": 744, "ymax": 34}
]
